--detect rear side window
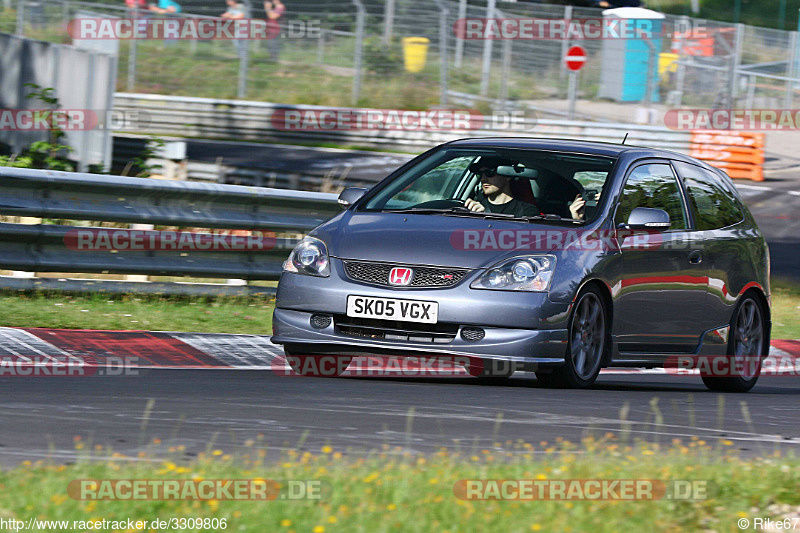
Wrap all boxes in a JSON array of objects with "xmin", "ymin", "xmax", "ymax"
[
  {"xmin": 674, "ymin": 162, "xmax": 745, "ymax": 230},
  {"xmin": 615, "ymin": 163, "xmax": 688, "ymax": 230}
]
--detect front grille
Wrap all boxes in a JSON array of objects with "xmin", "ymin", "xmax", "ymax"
[
  {"xmin": 343, "ymin": 261, "xmax": 470, "ymax": 288},
  {"xmin": 335, "ymin": 315, "xmax": 458, "ymax": 344}
]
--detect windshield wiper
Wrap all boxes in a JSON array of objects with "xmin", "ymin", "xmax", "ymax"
[
  {"xmin": 382, "ymin": 207, "xmax": 475, "ymax": 214},
  {"xmin": 382, "ymin": 207, "xmax": 581, "ymax": 223},
  {"xmin": 520, "ymin": 214, "xmax": 583, "ymax": 223}
]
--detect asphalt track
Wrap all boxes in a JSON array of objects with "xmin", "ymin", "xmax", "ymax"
[{"xmin": 0, "ymin": 328, "xmax": 798, "ymax": 466}]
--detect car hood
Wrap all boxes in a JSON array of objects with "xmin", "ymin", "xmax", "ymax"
[{"xmin": 313, "ymin": 211, "xmax": 569, "ymax": 270}]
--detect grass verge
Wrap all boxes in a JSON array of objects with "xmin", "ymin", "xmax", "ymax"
[
  {"xmin": 0, "ymin": 292, "xmax": 273, "ymax": 334},
  {"xmin": 771, "ymin": 278, "xmax": 800, "ymax": 340},
  {"xmin": 1, "ymin": 438, "xmax": 798, "ymax": 532}
]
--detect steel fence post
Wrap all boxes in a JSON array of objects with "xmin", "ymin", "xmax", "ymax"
[
  {"xmin": 784, "ymin": 31, "xmax": 798, "ymax": 109},
  {"xmin": 560, "ymin": 5, "xmax": 572, "ymax": 81},
  {"xmin": 729, "ymin": 23, "xmax": 744, "ymax": 105},
  {"xmin": 15, "ymin": 0, "xmax": 24, "ymax": 35},
  {"xmin": 500, "ymin": 38, "xmax": 511, "ymax": 107},
  {"xmin": 454, "ymin": 0, "xmax": 466, "ymax": 68},
  {"xmin": 352, "ymin": 0, "xmax": 365, "ymax": 106},
  {"xmin": 434, "ymin": 0, "xmax": 449, "ymax": 105},
  {"xmin": 237, "ymin": 0, "xmax": 252, "ymax": 99},
  {"xmin": 238, "ymin": 41, "xmax": 250, "ymax": 99},
  {"xmin": 674, "ymin": 16, "xmax": 688, "ymax": 107},
  {"xmin": 479, "ymin": 0, "xmax": 495, "ymax": 97},
  {"xmin": 127, "ymin": 4, "xmax": 138, "ymax": 92},
  {"xmin": 383, "ymin": 0, "xmax": 394, "ymax": 45}
]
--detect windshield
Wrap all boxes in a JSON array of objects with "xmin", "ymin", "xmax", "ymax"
[{"xmin": 360, "ymin": 148, "xmax": 617, "ymax": 223}]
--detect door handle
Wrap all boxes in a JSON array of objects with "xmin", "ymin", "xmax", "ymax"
[{"xmin": 688, "ymin": 250, "xmax": 703, "ymax": 264}]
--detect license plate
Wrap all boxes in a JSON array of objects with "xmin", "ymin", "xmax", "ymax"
[{"xmin": 346, "ymin": 295, "xmax": 438, "ymax": 324}]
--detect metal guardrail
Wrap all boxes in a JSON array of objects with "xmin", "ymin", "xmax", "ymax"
[
  {"xmin": 113, "ymin": 93, "xmax": 694, "ymax": 155},
  {"xmin": 0, "ymin": 167, "xmax": 340, "ymax": 284}
]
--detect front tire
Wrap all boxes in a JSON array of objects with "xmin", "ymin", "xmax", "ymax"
[
  {"xmin": 543, "ymin": 286, "xmax": 609, "ymax": 388},
  {"xmin": 702, "ymin": 295, "xmax": 766, "ymax": 393}
]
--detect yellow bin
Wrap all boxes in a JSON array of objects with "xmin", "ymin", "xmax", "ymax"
[
  {"xmin": 402, "ymin": 37, "xmax": 430, "ymax": 73},
  {"xmin": 658, "ymin": 52, "xmax": 679, "ymax": 77}
]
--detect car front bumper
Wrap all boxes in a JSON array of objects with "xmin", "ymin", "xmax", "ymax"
[{"xmin": 270, "ymin": 260, "xmax": 572, "ymax": 368}]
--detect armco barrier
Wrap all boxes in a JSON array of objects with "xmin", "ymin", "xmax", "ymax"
[
  {"xmin": 112, "ymin": 93, "xmax": 767, "ymax": 183},
  {"xmin": 689, "ymin": 131, "xmax": 766, "ymax": 182},
  {"xmin": 0, "ymin": 167, "xmax": 339, "ymax": 284},
  {"xmin": 112, "ymin": 93, "xmax": 695, "ymax": 153}
]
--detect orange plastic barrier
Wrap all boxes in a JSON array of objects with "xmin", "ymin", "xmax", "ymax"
[{"xmin": 689, "ymin": 131, "xmax": 766, "ymax": 181}]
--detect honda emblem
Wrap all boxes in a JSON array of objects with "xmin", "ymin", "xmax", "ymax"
[{"xmin": 389, "ymin": 267, "xmax": 413, "ymax": 286}]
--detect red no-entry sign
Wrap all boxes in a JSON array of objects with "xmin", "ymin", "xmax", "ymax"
[{"xmin": 565, "ymin": 45, "xmax": 587, "ymax": 72}]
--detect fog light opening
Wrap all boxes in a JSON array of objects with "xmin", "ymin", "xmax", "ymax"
[
  {"xmin": 310, "ymin": 314, "xmax": 333, "ymax": 329},
  {"xmin": 461, "ymin": 327, "xmax": 485, "ymax": 342}
]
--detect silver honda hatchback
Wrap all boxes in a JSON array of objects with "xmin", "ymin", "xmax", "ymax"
[{"xmin": 272, "ymin": 139, "xmax": 771, "ymax": 391}]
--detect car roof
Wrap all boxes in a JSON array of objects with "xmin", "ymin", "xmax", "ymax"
[{"xmin": 444, "ymin": 137, "xmax": 701, "ymax": 163}]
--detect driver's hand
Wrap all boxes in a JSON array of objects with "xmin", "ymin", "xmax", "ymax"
[
  {"xmin": 465, "ymin": 198, "xmax": 485, "ymax": 212},
  {"xmin": 569, "ymin": 194, "xmax": 586, "ymax": 220}
]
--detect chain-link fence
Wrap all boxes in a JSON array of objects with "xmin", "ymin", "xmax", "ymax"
[{"xmin": 6, "ymin": 0, "xmax": 800, "ymax": 116}]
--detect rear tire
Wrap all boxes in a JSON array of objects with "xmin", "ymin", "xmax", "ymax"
[
  {"xmin": 701, "ymin": 295, "xmax": 766, "ymax": 393},
  {"xmin": 546, "ymin": 286, "xmax": 609, "ymax": 389}
]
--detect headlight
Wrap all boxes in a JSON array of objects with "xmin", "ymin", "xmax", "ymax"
[
  {"xmin": 283, "ymin": 236, "xmax": 330, "ymax": 277},
  {"xmin": 470, "ymin": 255, "xmax": 555, "ymax": 292}
]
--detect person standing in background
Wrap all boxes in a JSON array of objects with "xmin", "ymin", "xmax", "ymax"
[
  {"xmin": 264, "ymin": 0, "xmax": 285, "ymax": 61},
  {"xmin": 221, "ymin": 0, "xmax": 248, "ymax": 58},
  {"xmin": 149, "ymin": 0, "xmax": 181, "ymax": 14}
]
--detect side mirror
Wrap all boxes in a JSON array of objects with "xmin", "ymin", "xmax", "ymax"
[
  {"xmin": 619, "ymin": 207, "xmax": 671, "ymax": 231},
  {"xmin": 337, "ymin": 187, "xmax": 367, "ymax": 209}
]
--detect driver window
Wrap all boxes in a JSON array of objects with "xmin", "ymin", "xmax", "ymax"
[{"xmin": 614, "ymin": 163, "xmax": 688, "ymax": 230}]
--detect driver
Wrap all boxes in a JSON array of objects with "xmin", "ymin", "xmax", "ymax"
[{"xmin": 464, "ymin": 158, "xmax": 542, "ymax": 218}]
